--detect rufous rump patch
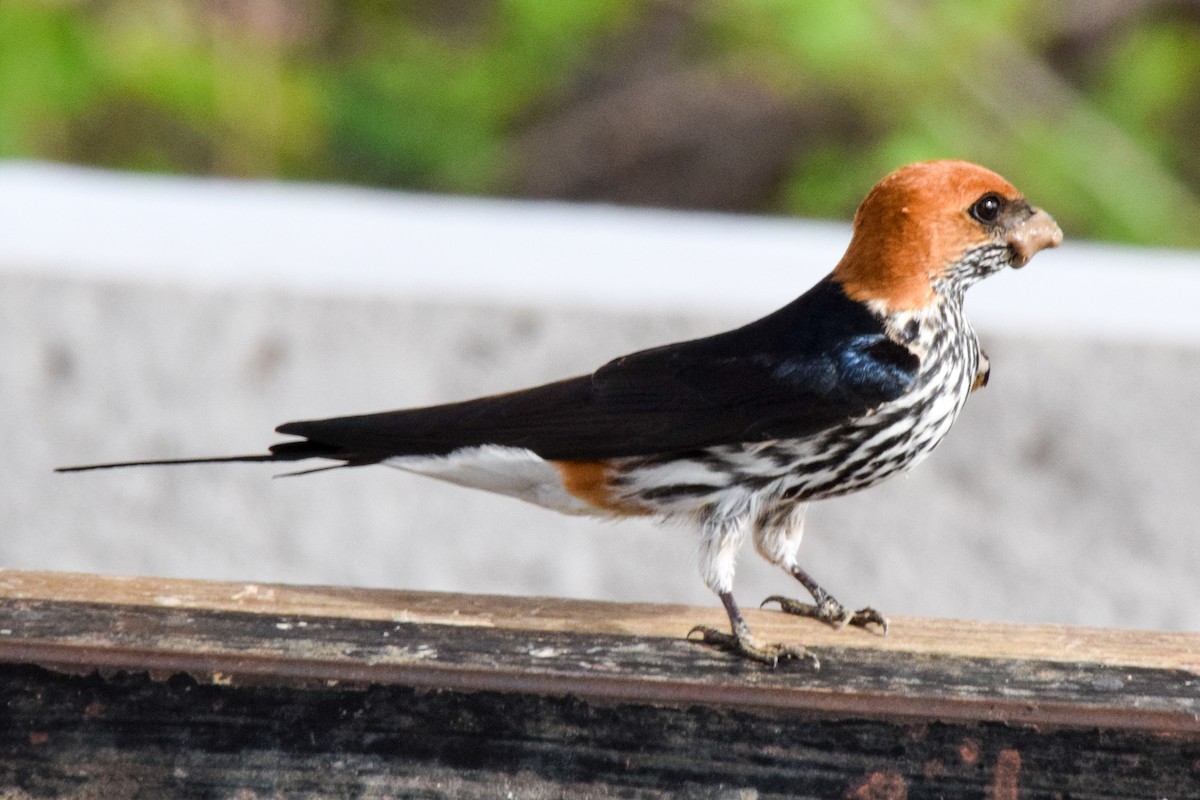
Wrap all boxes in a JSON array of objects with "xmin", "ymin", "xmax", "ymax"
[
  {"xmin": 553, "ymin": 460, "xmax": 649, "ymax": 516},
  {"xmin": 834, "ymin": 160, "xmax": 1021, "ymax": 311}
]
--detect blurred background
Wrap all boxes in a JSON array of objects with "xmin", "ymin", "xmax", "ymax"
[
  {"xmin": 3, "ymin": 0, "xmax": 1200, "ymax": 632},
  {"xmin": 4, "ymin": 0, "xmax": 1199, "ymax": 244}
]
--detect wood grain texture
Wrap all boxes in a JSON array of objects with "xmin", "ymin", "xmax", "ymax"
[
  {"xmin": 1, "ymin": 569, "xmax": 1196, "ymax": 672},
  {"xmin": 0, "ymin": 569, "xmax": 1198, "ymax": 798}
]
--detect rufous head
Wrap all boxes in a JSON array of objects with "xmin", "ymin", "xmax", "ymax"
[{"xmin": 833, "ymin": 160, "xmax": 1062, "ymax": 311}]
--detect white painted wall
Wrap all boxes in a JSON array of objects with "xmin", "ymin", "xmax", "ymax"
[{"xmin": 4, "ymin": 161, "xmax": 1199, "ymax": 342}]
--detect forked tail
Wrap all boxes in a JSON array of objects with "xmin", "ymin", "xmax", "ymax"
[{"xmin": 56, "ymin": 440, "xmax": 348, "ymax": 473}]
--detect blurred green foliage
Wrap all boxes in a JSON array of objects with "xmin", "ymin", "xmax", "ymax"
[{"xmin": 2, "ymin": 0, "xmax": 1198, "ymax": 247}]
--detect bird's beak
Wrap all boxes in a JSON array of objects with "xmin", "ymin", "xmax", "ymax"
[{"xmin": 1007, "ymin": 207, "xmax": 1063, "ymax": 268}]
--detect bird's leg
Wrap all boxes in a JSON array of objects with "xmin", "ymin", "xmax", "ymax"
[
  {"xmin": 688, "ymin": 591, "xmax": 818, "ymax": 668},
  {"xmin": 761, "ymin": 565, "xmax": 888, "ymax": 634}
]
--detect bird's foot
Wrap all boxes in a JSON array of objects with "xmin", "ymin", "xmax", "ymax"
[
  {"xmin": 687, "ymin": 625, "xmax": 819, "ymax": 668},
  {"xmin": 761, "ymin": 595, "xmax": 889, "ymax": 635}
]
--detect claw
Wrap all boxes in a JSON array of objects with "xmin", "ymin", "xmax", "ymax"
[
  {"xmin": 762, "ymin": 594, "xmax": 889, "ymax": 635},
  {"xmin": 759, "ymin": 594, "xmax": 791, "ymax": 611},
  {"xmin": 688, "ymin": 624, "xmax": 819, "ymax": 669},
  {"xmin": 850, "ymin": 606, "xmax": 889, "ymax": 635}
]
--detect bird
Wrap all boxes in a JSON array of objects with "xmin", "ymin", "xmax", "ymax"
[{"xmin": 59, "ymin": 160, "xmax": 1062, "ymax": 666}]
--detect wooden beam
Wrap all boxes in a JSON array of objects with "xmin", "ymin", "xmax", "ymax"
[
  {"xmin": 0, "ymin": 569, "xmax": 1196, "ymax": 797},
  {"xmin": 3, "ymin": 568, "xmax": 1196, "ymax": 671}
]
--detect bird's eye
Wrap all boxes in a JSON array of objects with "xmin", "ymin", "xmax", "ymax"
[{"xmin": 970, "ymin": 193, "xmax": 1003, "ymax": 224}]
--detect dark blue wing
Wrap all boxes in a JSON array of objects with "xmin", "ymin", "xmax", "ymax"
[{"xmin": 273, "ymin": 277, "xmax": 919, "ymax": 461}]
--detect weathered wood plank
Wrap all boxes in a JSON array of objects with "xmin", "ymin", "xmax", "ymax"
[
  {"xmin": 2, "ymin": 569, "xmax": 1196, "ymax": 671},
  {"xmin": 1, "ymin": 597, "xmax": 1197, "ymax": 732},
  {"xmin": 0, "ymin": 569, "xmax": 1197, "ymax": 798},
  {"xmin": 2, "ymin": 662, "xmax": 1198, "ymax": 800}
]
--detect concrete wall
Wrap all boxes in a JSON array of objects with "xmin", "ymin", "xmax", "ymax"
[{"xmin": 4, "ymin": 164, "xmax": 1199, "ymax": 633}]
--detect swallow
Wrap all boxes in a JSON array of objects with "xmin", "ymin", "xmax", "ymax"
[{"xmin": 60, "ymin": 160, "xmax": 1063, "ymax": 665}]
